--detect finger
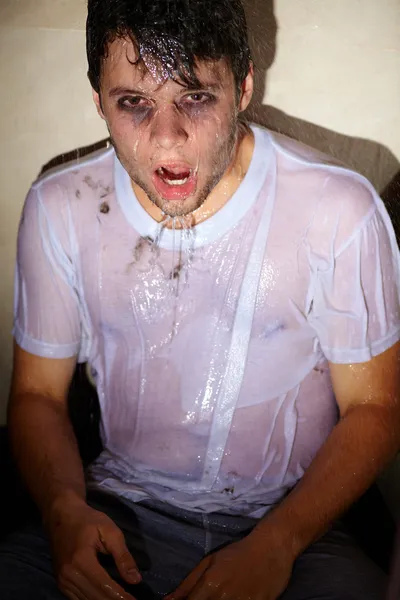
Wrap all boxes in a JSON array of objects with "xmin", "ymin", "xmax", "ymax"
[
  {"xmin": 62, "ymin": 579, "xmax": 90, "ymax": 600},
  {"xmin": 88, "ymin": 557, "xmax": 136, "ymax": 599},
  {"xmin": 99, "ymin": 527, "xmax": 142, "ymax": 585},
  {"xmin": 165, "ymin": 559, "xmax": 210, "ymax": 600},
  {"xmin": 62, "ymin": 567, "xmax": 118, "ymax": 600},
  {"xmin": 63, "ymin": 588, "xmax": 83, "ymax": 600},
  {"xmin": 59, "ymin": 561, "xmax": 101, "ymax": 600},
  {"xmin": 71, "ymin": 552, "xmax": 136, "ymax": 600},
  {"xmin": 183, "ymin": 573, "xmax": 220, "ymax": 600},
  {"xmin": 61, "ymin": 570, "xmax": 97, "ymax": 600}
]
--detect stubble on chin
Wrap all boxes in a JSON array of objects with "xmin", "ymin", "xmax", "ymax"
[{"xmin": 111, "ymin": 119, "xmax": 240, "ymax": 219}]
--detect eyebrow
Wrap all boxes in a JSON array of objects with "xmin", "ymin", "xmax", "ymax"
[
  {"xmin": 108, "ymin": 81, "xmax": 224, "ymax": 97},
  {"xmin": 109, "ymin": 87, "xmax": 148, "ymax": 97},
  {"xmin": 185, "ymin": 82, "xmax": 224, "ymax": 92}
]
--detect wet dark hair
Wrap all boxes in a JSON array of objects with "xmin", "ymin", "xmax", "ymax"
[{"xmin": 86, "ymin": 0, "xmax": 252, "ymax": 93}]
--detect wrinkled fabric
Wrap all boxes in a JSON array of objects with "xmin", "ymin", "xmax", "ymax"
[
  {"xmin": 0, "ymin": 491, "xmax": 387, "ymax": 599},
  {"xmin": 14, "ymin": 125, "xmax": 400, "ymax": 516}
]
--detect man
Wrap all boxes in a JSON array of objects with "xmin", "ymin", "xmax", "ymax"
[{"xmin": 1, "ymin": 0, "xmax": 400, "ymax": 599}]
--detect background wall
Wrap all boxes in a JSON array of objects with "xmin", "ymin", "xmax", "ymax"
[{"xmin": 0, "ymin": 0, "xmax": 399, "ymax": 507}]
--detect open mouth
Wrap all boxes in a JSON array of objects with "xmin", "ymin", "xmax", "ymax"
[
  {"xmin": 152, "ymin": 164, "xmax": 197, "ymax": 201},
  {"xmin": 156, "ymin": 167, "xmax": 192, "ymax": 186}
]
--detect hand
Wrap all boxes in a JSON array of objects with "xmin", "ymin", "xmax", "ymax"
[
  {"xmin": 47, "ymin": 496, "xmax": 141, "ymax": 600},
  {"xmin": 165, "ymin": 533, "xmax": 293, "ymax": 600}
]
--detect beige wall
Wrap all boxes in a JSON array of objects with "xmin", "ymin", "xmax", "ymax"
[{"xmin": 0, "ymin": 0, "xmax": 399, "ymax": 434}]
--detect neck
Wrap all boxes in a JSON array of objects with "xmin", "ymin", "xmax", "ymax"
[{"xmin": 132, "ymin": 122, "xmax": 255, "ymax": 228}]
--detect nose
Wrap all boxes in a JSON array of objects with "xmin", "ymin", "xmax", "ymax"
[{"xmin": 150, "ymin": 105, "xmax": 189, "ymax": 151}]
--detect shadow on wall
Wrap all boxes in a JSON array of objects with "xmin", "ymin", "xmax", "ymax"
[{"xmin": 242, "ymin": 0, "xmax": 399, "ymax": 196}]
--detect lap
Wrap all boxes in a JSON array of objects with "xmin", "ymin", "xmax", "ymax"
[
  {"xmin": 89, "ymin": 490, "xmax": 206, "ymax": 596},
  {"xmin": 0, "ymin": 521, "xmax": 65, "ymax": 600},
  {"xmin": 281, "ymin": 522, "xmax": 387, "ymax": 600},
  {"xmin": 0, "ymin": 492, "xmax": 388, "ymax": 600},
  {"xmin": 0, "ymin": 490, "xmax": 205, "ymax": 599}
]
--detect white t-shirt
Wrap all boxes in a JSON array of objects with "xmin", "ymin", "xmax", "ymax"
[{"xmin": 14, "ymin": 125, "xmax": 400, "ymax": 517}]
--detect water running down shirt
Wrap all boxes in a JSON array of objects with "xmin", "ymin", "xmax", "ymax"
[{"xmin": 14, "ymin": 126, "xmax": 400, "ymax": 517}]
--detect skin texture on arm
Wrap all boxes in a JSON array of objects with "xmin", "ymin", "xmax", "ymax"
[
  {"xmin": 254, "ymin": 341, "xmax": 400, "ymax": 555},
  {"xmin": 8, "ymin": 342, "xmax": 84, "ymax": 519},
  {"xmin": 8, "ymin": 343, "xmax": 141, "ymax": 600},
  {"xmin": 168, "ymin": 341, "xmax": 400, "ymax": 600}
]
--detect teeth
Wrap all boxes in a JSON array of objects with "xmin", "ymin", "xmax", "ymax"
[
  {"xmin": 164, "ymin": 177, "xmax": 189, "ymax": 186},
  {"xmin": 157, "ymin": 167, "xmax": 190, "ymax": 186}
]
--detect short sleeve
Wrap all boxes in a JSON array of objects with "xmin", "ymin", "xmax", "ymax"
[
  {"xmin": 13, "ymin": 184, "xmax": 81, "ymax": 358},
  {"xmin": 308, "ymin": 198, "xmax": 400, "ymax": 364}
]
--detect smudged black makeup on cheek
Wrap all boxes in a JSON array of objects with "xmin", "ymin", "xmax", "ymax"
[{"xmin": 117, "ymin": 97, "xmax": 153, "ymax": 124}]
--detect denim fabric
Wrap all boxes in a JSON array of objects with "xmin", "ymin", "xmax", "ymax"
[{"xmin": 0, "ymin": 490, "xmax": 387, "ymax": 599}]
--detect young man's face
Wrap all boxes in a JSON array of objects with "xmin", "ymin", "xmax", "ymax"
[{"xmin": 93, "ymin": 37, "xmax": 253, "ymax": 217}]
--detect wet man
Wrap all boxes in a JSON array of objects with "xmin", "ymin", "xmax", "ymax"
[{"xmin": 1, "ymin": 1, "xmax": 400, "ymax": 599}]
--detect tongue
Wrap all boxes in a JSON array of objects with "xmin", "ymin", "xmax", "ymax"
[{"xmin": 161, "ymin": 167, "xmax": 190, "ymax": 181}]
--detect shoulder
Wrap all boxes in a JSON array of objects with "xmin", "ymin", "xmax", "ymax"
[
  {"xmin": 30, "ymin": 142, "xmax": 115, "ymax": 214},
  {"xmin": 268, "ymin": 126, "xmax": 376, "ymax": 203},
  {"xmin": 254, "ymin": 126, "xmax": 381, "ymax": 250},
  {"xmin": 20, "ymin": 142, "xmax": 116, "ymax": 254}
]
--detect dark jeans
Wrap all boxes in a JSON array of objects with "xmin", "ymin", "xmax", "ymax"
[{"xmin": 0, "ymin": 489, "xmax": 387, "ymax": 599}]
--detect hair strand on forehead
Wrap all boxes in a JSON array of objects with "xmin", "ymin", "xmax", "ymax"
[{"xmin": 86, "ymin": 0, "xmax": 252, "ymax": 93}]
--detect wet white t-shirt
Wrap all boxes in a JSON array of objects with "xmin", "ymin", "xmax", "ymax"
[{"xmin": 14, "ymin": 126, "xmax": 400, "ymax": 517}]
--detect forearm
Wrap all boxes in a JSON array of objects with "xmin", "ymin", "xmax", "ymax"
[
  {"xmin": 8, "ymin": 393, "xmax": 87, "ymax": 522},
  {"xmin": 252, "ymin": 403, "xmax": 400, "ymax": 557}
]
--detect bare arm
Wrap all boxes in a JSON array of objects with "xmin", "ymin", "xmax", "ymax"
[
  {"xmin": 8, "ymin": 343, "xmax": 140, "ymax": 600},
  {"xmin": 169, "ymin": 342, "xmax": 400, "ymax": 600},
  {"xmin": 252, "ymin": 341, "xmax": 400, "ymax": 555},
  {"xmin": 7, "ymin": 342, "xmax": 84, "ymax": 521}
]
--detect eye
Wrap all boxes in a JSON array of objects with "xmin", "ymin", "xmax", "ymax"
[
  {"xmin": 118, "ymin": 96, "xmax": 150, "ymax": 110},
  {"xmin": 183, "ymin": 92, "xmax": 215, "ymax": 105}
]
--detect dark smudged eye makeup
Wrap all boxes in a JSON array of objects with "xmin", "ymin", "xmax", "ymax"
[
  {"xmin": 118, "ymin": 96, "xmax": 150, "ymax": 110},
  {"xmin": 182, "ymin": 92, "xmax": 216, "ymax": 105},
  {"xmin": 116, "ymin": 92, "xmax": 217, "ymax": 114}
]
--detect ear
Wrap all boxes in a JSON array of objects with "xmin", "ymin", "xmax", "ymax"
[
  {"xmin": 238, "ymin": 63, "xmax": 254, "ymax": 112},
  {"xmin": 92, "ymin": 89, "xmax": 106, "ymax": 120}
]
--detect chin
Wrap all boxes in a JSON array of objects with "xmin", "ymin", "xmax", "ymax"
[
  {"xmin": 157, "ymin": 197, "xmax": 201, "ymax": 218},
  {"xmin": 151, "ymin": 188, "xmax": 207, "ymax": 219}
]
